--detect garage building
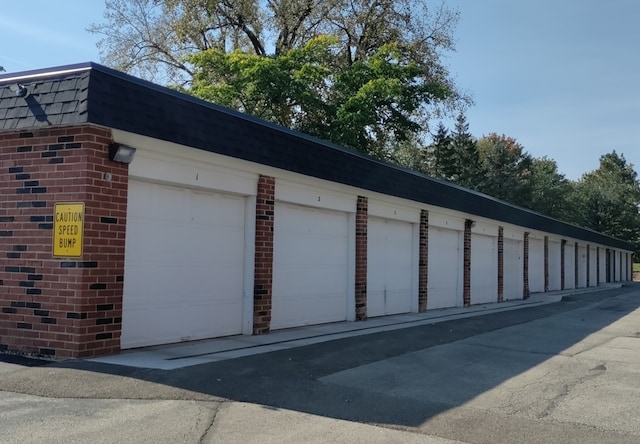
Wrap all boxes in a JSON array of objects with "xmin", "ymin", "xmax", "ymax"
[{"xmin": 0, "ymin": 63, "xmax": 634, "ymax": 358}]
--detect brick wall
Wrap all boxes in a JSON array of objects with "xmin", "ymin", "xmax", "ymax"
[
  {"xmin": 355, "ymin": 196, "xmax": 368, "ymax": 320},
  {"xmin": 0, "ymin": 125, "xmax": 127, "ymax": 358},
  {"xmin": 253, "ymin": 175, "xmax": 275, "ymax": 334},
  {"xmin": 418, "ymin": 210, "xmax": 428, "ymax": 312}
]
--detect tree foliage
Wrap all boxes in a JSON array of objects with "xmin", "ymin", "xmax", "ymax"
[
  {"xmin": 568, "ymin": 151, "xmax": 640, "ymax": 255},
  {"xmin": 475, "ymin": 133, "xmax": 532, "ymax": 207},
  {"xmin": 187, "ymin": 36, "xmax": 452, "ymax": 155},
  {"xmin": 527, "ymin": 157, "xmax": 571, "ymax": 220},
  {"xmin": 90, "ymin": 0, "xmax": 467, "ymax": 156},
  {"xmin": 90, "ymin": 0, "xmax": 462, "ymax": 85}
]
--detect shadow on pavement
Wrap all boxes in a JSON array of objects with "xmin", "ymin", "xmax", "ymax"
[{"xmin": 23, "ymin": 283, "xmax": 640, "ymax": 428}]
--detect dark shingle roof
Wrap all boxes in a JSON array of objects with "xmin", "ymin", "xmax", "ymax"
[{"xmin": 0, "ymin": 62, "xmax": 634, "ymax": 251}]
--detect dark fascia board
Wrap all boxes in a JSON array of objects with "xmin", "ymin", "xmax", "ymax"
[{"xmin": 0, "ymin": 62, "xmax": 635, "ymax": 251}]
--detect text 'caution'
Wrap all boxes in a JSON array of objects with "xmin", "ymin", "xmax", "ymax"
[{"xmin": 53, "ymin": 203, "xmax": 85, "ymax": 257}]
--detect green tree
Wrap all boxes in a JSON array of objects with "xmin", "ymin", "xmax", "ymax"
[
  {"xmin": 187, "ymin": 35, "xmax": 456, "ymax": 156},
  {"xmin": 426, "ymin": 122, "xmax": 452, "ymax": 178},
  {"xmin": 90, "ymin": 0, "xmax": 462, "ymax": 84},
  {"xmin": 569, "ymin": 151, "xmax": 640, "ymax": 256},
  {"xmin": 476, "ymin": 133, "xmax": 532, "ymax": 207},
  {"xmin": 89, "ymin": 0, "xmax": 468, "ymax": 157},
  {"xmin": 527, "ymin": 156, "xmax": 571, "ymax": 219},
  {"xmin": 449, "ymin": 113, "xmax": 479, "ymax": 189}
]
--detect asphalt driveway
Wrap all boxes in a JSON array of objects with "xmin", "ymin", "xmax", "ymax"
[{"xmin": 1, "ymin": 284, "xmax": 639, "ymax": 443}]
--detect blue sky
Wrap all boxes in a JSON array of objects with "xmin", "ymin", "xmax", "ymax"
[{"xmin": 1, "ymin": 0, "xmax": 638, "ymax": 180}]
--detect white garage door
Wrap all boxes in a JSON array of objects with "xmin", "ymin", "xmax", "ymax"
[
  {"xmin": 598, "ymin": 248, "xmax": 606, "ymax": 285},
  {"xmin": 271, "ymin": 203, "xmax": 349, "ymax": 330},
  {"xmin": 548, "ymin": 241, "xmax": 561, "ymax": 291},
  {"xmin": 427, "ymin": 227, "xmax": 461, "ymax": 309},
  {"xmin": 122, "ymin": 181, "xmax": 246, "ymax": 349},
  {"xmin": 565, "ymin": 244, "xmax": 575, "ymax": 289},
  {"xmin": 528, "ymin": 238, "xmax": 545, "ymax": 293},
  {"xmin": 577, "ymin": 245, "xmax": 588, "ymax": 288},
  {"xmin": 470, "ymin": 234, "xmax": 497, "ymax": 304},
  {"xmin": 504, "ymin": 239, "xmax": 523, "ymax": 300},
  {"xmin": 367, "ymin": 217, "xmax": 415, "ymax": 317}
]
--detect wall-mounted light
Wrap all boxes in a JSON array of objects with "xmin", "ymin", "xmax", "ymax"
[
  {"xmin": 8, "ymin": 83, "xmax": 28, "ymax": 97},
  {"xmin": 108, "ymin": 143, "xmax": 136, "ymax": 164}
]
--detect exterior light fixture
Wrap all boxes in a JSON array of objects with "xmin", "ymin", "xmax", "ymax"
[
  {"xmin": 108, "ymin": 143, "xmax": 136, "ymax": 164},
  {"xmin": 8, "ymin": 83, "xmax": 28, "ymax": 97}
]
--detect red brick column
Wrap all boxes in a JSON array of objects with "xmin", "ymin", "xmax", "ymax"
[
  {"xmin": 355, "ymin": 196, "xmax": 368, "ymax": 321},
  {"xmin": 253, "ymin": 175, "xmax": 275, "ymax": 334},
  {"xmin": 463, "ymin": 219, "xmax": 472, "ymax": 307},
  {"xmin": 523, "ymin": 232, "xmax": 530, "ymax": 299},
  {"xmin": 574, "ymin": 243, "xmax": 579, "ymax": 288},
  {"xmin": 0, "ymin": 126, "xmax": 127, "ymax": 358},
  {"xmin": 418, "ymin": 210, "xmax": 428, "ymax": 312},
  {"xmin": 544, "ymin": 236, "xmax": 549, "ymax": 292},
  {"xmin": 561, "ymin": 240, "xmax": 566, "ymax": 290},
  {"xmin": 497, "ymin": 226, "xmax": 504, "ymax": 302}
]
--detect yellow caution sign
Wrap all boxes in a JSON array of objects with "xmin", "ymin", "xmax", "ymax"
[{"xmin": 53, "ymin": 203, "xmax": 84, "ymax": 257}]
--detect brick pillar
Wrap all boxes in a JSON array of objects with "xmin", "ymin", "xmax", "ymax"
[
  {"xmin": 596, "ymin": 246, "xmax": 600, "ymax": 285},
  {"xmin": 497, "ymin": 227, "xmax": 504, "ymax": 302},
  {"xmin": 0, "ymin": 126, "xmax": 127, "ymax": 358},
  {"xmin": 544, "ymin": 236, "xmax": 549, "ymax": 292},
  {"xmin": 586, "ymin": 244, "xmax": 590, "ymax": 287},
  {"xmin": 418, "ymin": 210, "xmax": 428, "ymax": 312},
  {"xmin": 574, "ymin": 243, "xmax": 579, "ymax": 288},
  {"xmin": 523, "ymin": 232, "xmax": 530, "ymax": 299},
  {"xmin": 355, "ymin": 196, "xmax": 368, "ymax": 321},
  {"xmin": 253, "ymin": 175, "xmax": 275, "ymax": 334},
  {"xmin": 561, "ymin": 240, "xmax": 566, "ymax": 290},
  {"xmin": 463, "ymin": 219, "xmax": 472, "ymax": 307}
]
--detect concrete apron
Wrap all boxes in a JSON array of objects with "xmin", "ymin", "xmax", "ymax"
[{"xmin": 89, "ymin": 284, "xmax": 621, "ymax": 370}]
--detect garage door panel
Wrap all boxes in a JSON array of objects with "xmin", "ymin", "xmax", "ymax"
[
  {"xmin": 471, "ymin": 234, "xmax": 497, "ymax": 304},
  {"xmin": 565, "ymin": 245, "xmax": 575, "ymax": 289},
  {"xmin": 547, "ymin": 241, "xmax": 561, "ymax": 291},
  {"xmin": 367, "ymin": 217, "xmax": 414, "ymax": 317},
  {"xmin": 529, "ymin": 238, "xmax": 544, "ymax": 293},
  {"xmin": 272, "ymin": 204, "xmax": 349, "ymax": 330},
  {"xmin": 427, "ymin": 228, "xmax": 460, "ymax": 309},
  {"xmin": 122, "ymin": 181, "xmax": 246, "ymax": 349},
  {"xmin": 504, "ymin": 239, "xmax": 523, "ymax": 300},
  {"xmin": 273, "ymin": 264, "xmax": 347, "ymax": 294}
]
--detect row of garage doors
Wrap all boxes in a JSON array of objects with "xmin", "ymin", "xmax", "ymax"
[
  {"xmin": 123, "ymin": 181, "xmax": 424, "ymax": 348},
  {"xmin": 119, "ymin": 180, "xmax": 613, "ymax": 349}
]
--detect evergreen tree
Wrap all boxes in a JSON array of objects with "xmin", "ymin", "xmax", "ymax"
[
  {"xmin": 427, "ymin": 122, "xmax": 452, "ymax": 179},
  {"xmin": 449, "ymin": 113, "xmax": 480, "ymax": 189}
]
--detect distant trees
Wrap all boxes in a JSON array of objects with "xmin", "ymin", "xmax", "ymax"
[
  {"xmin": 420, "ymin": 119, "xmax": 639, "ymax": 257},
  {"xmin": 568, "ymin": 152, "xmax": 640, "ymax": 256}
]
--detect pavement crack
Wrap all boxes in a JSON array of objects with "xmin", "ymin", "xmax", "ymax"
[{"xmin": 199, "ymin": 401, "xmax": 223, "ymax": 443}]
